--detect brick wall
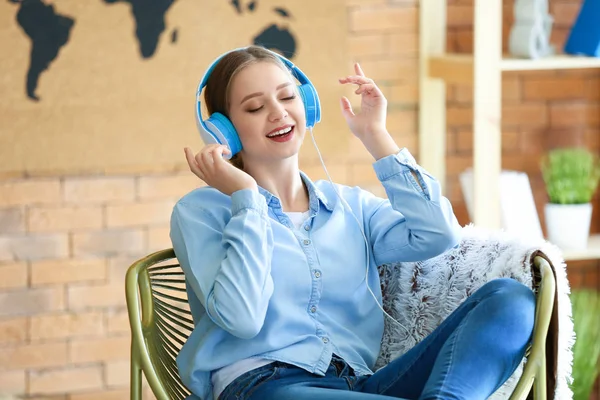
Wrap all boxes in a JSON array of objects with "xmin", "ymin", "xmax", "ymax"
[{"xmin": 0, "ymin": 0, "xmax": 598, "ymax": 399}]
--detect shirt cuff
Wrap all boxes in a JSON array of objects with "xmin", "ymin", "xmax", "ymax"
[
  {"xmin": 230, "ymin": 189, "xmax": 268, "ymax": 216},
  {"xmin": 372, "ymin": 148, "xmax": 420, "ymax": 181}
]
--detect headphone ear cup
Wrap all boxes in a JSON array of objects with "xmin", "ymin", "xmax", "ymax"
[
  {"xmin": 297, "ymin": 83, "xmax": 321, "ymax": 128},
  {"xmin": 203, "ymin": 112, "xmax": 243, "ymax": 157}
]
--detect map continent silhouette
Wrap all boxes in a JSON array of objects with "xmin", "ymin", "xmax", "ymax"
[{"xmin": 11, "ymin": 0, "xmax": 297, "ymax": 101}]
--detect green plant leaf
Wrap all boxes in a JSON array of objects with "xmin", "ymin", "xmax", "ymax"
[
  {"xmin": 569, "ymin": 289, "xmax": 600, "ymax": 400},
  {"xmin": 541, "ymin": 148, "xmax": 600, "ymax": 204}
]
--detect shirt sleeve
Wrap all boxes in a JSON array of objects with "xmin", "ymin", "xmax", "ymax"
[
  {"xmin": 364, "ymin": 148, "xmax": 462, "ymax": 264},
  {"xmin": 170, "ymin": 189, "xmax": 275, "ymax": 339}
]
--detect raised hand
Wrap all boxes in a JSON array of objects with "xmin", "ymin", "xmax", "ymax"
[
  {"xmin": 338, "ymin": 63, "xmax": 399, "ymax": 160},
  {"xmin": 184, "ymin": 145, "xmax": 258, "ymax": 196}
]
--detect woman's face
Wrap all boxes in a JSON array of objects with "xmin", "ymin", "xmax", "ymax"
[{"xmin": 227, "ymin": 61, "xmax": 306, "ymax": 166}]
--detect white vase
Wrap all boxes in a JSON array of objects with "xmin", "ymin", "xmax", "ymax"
[{"xmin": 545, "ymin": 203, "xmax": 592, "ymax": 250}]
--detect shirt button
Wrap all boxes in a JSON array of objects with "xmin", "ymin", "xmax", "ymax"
[
  {"xmin": 304, "ymin": 225, "xmax": 310, "ymax": 231},
  {"xmin": 314, "ymin": 271, "xmax": 321, "ymax": 278},
  {"xmin": 303, "ymin": 239, "xmax": 311, "ymax": 245},
  {"xmin": 310, "ymin": 306, "xmax": 317, "ymax": 313},
  {"xmin": 322, "ymin": 337, "xmax": 329, "ymax": 344}
]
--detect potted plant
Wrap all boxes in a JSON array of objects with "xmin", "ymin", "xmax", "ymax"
[
  {"xmin": 541, "ymin": 147, "xmax": 600, "ymax": 250},
  {"xmin": 569, "ymin": 289, "xmax": 600, "ymax": 400}
]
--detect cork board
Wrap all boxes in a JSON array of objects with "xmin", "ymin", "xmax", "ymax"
[{"xmin": 0, "ymin": 0, "xmax": 348, "ymax": 175}]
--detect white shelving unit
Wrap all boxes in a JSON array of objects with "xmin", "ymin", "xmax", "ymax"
[{"xmin": 419, "ymin": 0, "xmax": 600, "ymax": 261}]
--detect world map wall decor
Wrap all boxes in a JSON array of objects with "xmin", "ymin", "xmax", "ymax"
[{"xmin": 0, "ymin": 0, "xmax": 347, "ymax": 174}]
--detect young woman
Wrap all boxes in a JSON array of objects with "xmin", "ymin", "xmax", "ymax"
[{"xmin": 170, "ymin": 45, "xmax": 536, "ymax": 400}]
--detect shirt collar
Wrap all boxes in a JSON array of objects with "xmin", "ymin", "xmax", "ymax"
[{"xmin": 256, "ymin": 171, "xmax": 333, "ymax": 213}]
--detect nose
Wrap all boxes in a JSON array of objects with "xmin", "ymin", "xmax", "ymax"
[{"xmin": 268, "ymin": 102, "xmax": 288, "ymax": 122}]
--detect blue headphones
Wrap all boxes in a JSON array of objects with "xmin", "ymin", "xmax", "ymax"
[{"xmin": 195, "ymin": 47, "xmax": 321, "ymax": 158}]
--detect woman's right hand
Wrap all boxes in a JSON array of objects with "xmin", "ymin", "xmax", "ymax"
[{"xmin": 184, "ymin": 145, "xmax": 258, "ymax": 196}]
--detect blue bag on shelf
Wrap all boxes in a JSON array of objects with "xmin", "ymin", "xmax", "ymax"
[{"xmin": 564, "ymin": 0, "xmax": 600, "ymax": 57}]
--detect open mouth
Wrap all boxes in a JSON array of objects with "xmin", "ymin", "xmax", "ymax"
[{"xmin": 266, "ymin": 126, "xmax": 294, "ymax": 142}]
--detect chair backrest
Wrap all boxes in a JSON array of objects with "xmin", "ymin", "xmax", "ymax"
[{"xmin": 126, "ymin": 248, "xmax": 192, "ymax": 400}]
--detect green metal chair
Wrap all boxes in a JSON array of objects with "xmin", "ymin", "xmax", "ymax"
[{"xmin": 126, "ymin": 249, "xmax": 557, "ymax": 400}]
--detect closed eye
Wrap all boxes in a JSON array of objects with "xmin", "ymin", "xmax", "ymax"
[{"xmin": 282, "ymin": 95, "xmax": 296, "ymax": 101}]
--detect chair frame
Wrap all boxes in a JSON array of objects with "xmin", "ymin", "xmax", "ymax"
[{"xmin": 126, "ymin": 249, "xmax": 557, "ymax": 400}]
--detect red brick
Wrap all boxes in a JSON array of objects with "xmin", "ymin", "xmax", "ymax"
[
  {"xmin": 456, "ymin": 129, "xmax": 473, "ymax": 154},
  {"xmin": 346, "ymin": 0, "xmax": 387, "ymax": 5},
  {"xmin": 447, "ymin": 4, "xmax": 473, "ymax": 27},
  {"xmin": 389, "ymin": 82, "xmax": 418, "ymax": 105},
  {"xmin": 502, "ymin": 103, "xmax": 547, "ymax": 127},
  {"xmin": 70, "ymin": 389, "xmax": 129, "ymax": 400},
  {"xmin": 522, "ymin": 76, "xmax": 586, "ymax": 101},
  {"xmin": 0, "ymin": 287, "xmax": 65, "ymax": 318},
  {"xmin": 29, "ymin": 311, "xmax": 105, "ymax": 341},
  {"xmin": 350, "ymin": 7, "xmax": 417, "ymax": 32},
  {"xmin": 550, "ymin": 27, "xmax": 571, "ymax": 49},
  {"xmin": 585, "ymin": 76, "xmax": 600, "ymax": 101},
  {"xmin": 388, "ymin": 32, "xmax": 418, "ymax": 57},
  {"xmin": 148, "ymin": 226, "xmax": 172, "ymax": 252},
  {"xmin": 63, "ymin": 177, "xmax": 135, "ymax": 204},
  {"xmin": 386, "ymin": 109, "xmax": 417, "ymax": 135},
  {"xmin": 502, "ymin": 129, "xmax": 520, "ymax": 153},
  {"xmin": 137, "ymin": 174, "xmax": 203, "ymax": 200},
  {"xmin": 550, "ymin": 102, "xmax": 600, "ymax": 128},
  {"xmin": 0, "ymin": 179, "xmax": 61, "ymax": 207},
  {"xmin": 550, "ymin": 2, "xmax": 581, "ymax": 27},
  {"xmin": 28, "ymin": 205, "xmax": 103, "ymax": 232},
  {"xmin": 28, "ymin": 366, "xmax": 103, "ymax": 395},
  {"xmin": 0, "ymin": 234, "xmax": 69, "ymax": 262},
  {"xmin": 0, "ymin": 262, "xmax": 27, "ymax": 290},
  {"xmin": 31, "ymin": 258, "xmax": 106, "ymax": 286},
  {"xmin": 68, "ymin": 283, "xmax": 124, "ymax": 309},
  {"xmin": 447, "ymin": 29, "xmax": 473, "ymax": 53},
  {"xmin": 348, "ymin": 34, "xmax": 387, "ymax": 57},
  {"xmin": 106, "ymin": 309, "xmax": 129, "ymax": 335},
  {"xmin": 72, "ymin": 229, "xmax": 145, "ymax": 257},
  {"xmin": 70, "ymin": 336, "xmax": 129, "ymax": 363},
  {"xmin": 0, "ymin": 370, "xmax": 26, "ymax": 395},
  {"xmin": 0, "ymin": 207, "xmax": 25, "ymax": 234},
  {"xmin": 447, "ymin": 106, "xmax": 473, "ymax": 126},
  {"xmin": 106, "ymin": 201, "xmax": 174, "ymax": 228},
  {"xmin": 446, "ymin": 155, "xmax": 473, "ymax": 175},
  {"xmin": 0, "ymin": 342, "xmax": 67, "ymax": 370},
  {"xmin": 105, "ymin": 360, "xmax": 129, "ymax": 387},
  {"xmin": 356, "ymin": 58, "xmax": 418, "ymax": 82},
  {"xmin": 0, "ymin": 317, "xmax": 27, "ymax": 346}
]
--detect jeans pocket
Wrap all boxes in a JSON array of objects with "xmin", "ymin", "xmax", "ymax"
[{"xmin": 219, "ymin": 363, "xmax": 280, "ymax": 400}]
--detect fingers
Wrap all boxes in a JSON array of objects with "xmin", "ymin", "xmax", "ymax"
[
  {"xmin": 340, "ymin": 96, "xmax": 355, "ymax": 119},
  {"xmin": 338, "ymin": 75, "xmax": 373, "ymax": 86},
  {"xmin": 184, "ymin": 147, "xmax": 204, "ymax": 180},
  {"xmin": 185, "ymin": 144, "xmax": 231, "ymax": 181},
  {"xmin": 355, "ymin": 82, "xmax": 376, "ymax": 95},
  {"xmin": 355, "ymin": 62, "xmax": 365, "ymax": 77}
]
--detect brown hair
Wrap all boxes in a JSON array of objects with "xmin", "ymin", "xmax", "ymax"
[{"xmin": 204, "ymin": 46, "xmax": 289, "ymax": 169}]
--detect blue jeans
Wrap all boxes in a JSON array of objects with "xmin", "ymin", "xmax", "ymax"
[{"xmin": 219, "ymin": 278, "xmax": 536, "ymax": 400}]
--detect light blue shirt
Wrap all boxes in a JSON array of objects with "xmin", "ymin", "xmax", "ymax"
[{"xmin": 170, "ymin": 149, "xmax": 462, "ymax": 399}]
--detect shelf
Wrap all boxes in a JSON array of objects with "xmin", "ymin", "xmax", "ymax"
[
  {"xmin": 561, "ymin": 234, "xmax": 600, "ymax": 261},
  {"xmin": 428, "ymin": 53, "xmax": 600, "ymax": 84}
]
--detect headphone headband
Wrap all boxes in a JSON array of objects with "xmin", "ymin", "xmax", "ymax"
[{"xmin": 195, "ymin": 46, "xmax": 321, "ymax": 158}]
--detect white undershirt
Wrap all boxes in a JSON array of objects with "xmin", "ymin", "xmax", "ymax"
[{"xmin": 211, "ymin": 210, "xmax": 310, "ymax": 399}]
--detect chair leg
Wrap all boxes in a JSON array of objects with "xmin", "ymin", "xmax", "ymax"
[
  {"xmin": 131, "ymin": 353, "xmax": 142, "ymax": 400},
  {"xmin": 534, "ymin": 353, "xmax": 547, "ymax": 400}
]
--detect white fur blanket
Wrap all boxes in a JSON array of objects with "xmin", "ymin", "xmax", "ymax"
[{"xmin": 375, "ymin": 225, "xmax": 574, "ymax": 399}]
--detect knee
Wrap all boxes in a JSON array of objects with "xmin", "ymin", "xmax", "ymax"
[{"xmin": 477, "ymin": 278, "xmax": 536, "ymax": 338}]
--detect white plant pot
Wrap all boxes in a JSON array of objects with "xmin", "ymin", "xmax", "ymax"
[{"xmin": 545, "ymin": 203, "xmax": 592, "ymax": 250}]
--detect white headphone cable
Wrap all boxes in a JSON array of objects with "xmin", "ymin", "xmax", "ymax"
[{"xmin": 307, "ymin": 127, "xmax": 410, "ymax": 337}]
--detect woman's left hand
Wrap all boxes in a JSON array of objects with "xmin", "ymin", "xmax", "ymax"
[
  {"xmin": 339, "ymin": 63, "xmax": 399, "ymax": 160},
  {"xmin": 339, "ymin": 63, "xmax": 387, "ymax": 140}
]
